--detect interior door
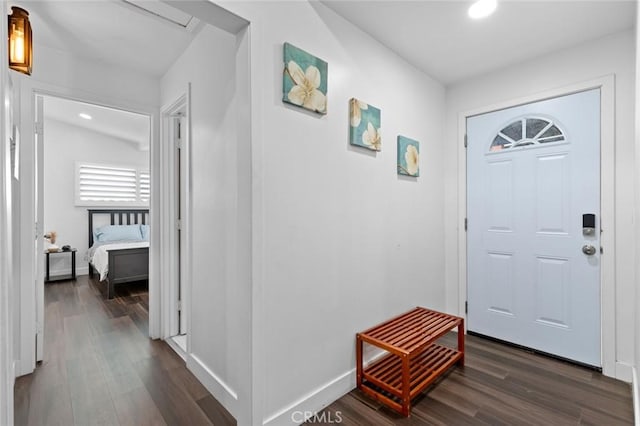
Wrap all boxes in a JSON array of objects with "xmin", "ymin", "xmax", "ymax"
[
  {"xmin": 35, "ymin": 94, "xmax": 44, "ymax": 361},
  {"xmin": 174, "ymin": 114, "xmax": 187, "ymax": 336},
  {"xmin": 467, "ymin": 89, "xmax": 601, "ymax": 367}
]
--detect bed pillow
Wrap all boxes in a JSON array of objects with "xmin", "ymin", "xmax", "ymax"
[
  {"xmin": 95, "ymin": 224, "xmax": 143, "ymax": 243},
  {"xmin": 140, "ymin": 224, "xmax": 150, "ymax": 241}
]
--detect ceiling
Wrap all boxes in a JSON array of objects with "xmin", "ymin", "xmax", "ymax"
[
  {"xmin": 15, "ymin": 0, "xmax": 198, "ymax": 148},
  {"xmin": 44, "ymin": 96, "xmax": 151, "ymax": 150},
  {"xmin": 17, "ymin": 0, "xmax": 637, "ymax": 86},
  {"xmin": 14, "ymin": 0, "xmax": 637, "ymax": 144},
  {"xmin": 14, "ymin": 0, "xmax": 201, "ymax": 78},
  {"xmin": 321, "ymin": 0, "xmax": 637, "ymax": 85}
]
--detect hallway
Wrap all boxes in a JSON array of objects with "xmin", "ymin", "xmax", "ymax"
[{"xmin": 14, "ymin": 276, "xmax": 235, "ymax": 425}]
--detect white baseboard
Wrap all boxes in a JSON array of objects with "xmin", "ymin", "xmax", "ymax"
[
  {"xmin": 187, "ymin": 354, "xmax": 239, "ymax": 418},
  {"xmin": 263, "ymin": 350, "xmax": 387, "ymax": 426},
  {"xmin": 48, "ymin": 266, "xmax": 89, "ymax": 278},
  {"xmin": 164, "ymin": 336, "xmax": 186, "ymax": 362},
  {"xmin": 14, "ymin": 357, "xmax": 34, "ymax": 377},
  {"xmin": 632, "ymin": 367, "xmax": 639, "ymax": 426},
  {"xmin": 262, "ymin": 369, "xmax": 353, "ymax": 426},
  {"xmin": 615, "ymin": 361, "xmax": 634, "ymax": 383}
]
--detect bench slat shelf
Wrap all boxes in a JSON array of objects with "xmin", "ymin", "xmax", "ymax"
[{"xmin": 356, "ymin": 307, "xmax": 464, "ymax": 416}]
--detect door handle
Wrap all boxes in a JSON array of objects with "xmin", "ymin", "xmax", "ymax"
[{"xmin": 582, "ymin": 244, "xmax": 596, "ymax": 256}]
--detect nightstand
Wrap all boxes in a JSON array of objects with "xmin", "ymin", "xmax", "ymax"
[{"xmin": 45, "ymin": 248, "xmax": 77, "ymax": 282}]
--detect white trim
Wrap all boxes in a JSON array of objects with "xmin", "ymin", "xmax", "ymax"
[
  {"xmin": 164, "ymin": 336, "xmax": 187, "ymax": 362},
  {"xmin": 15, "ymin": 82, "xmax": 38, "ymax": 376},
  {"xmin": 262, "ymin": 370, "xmax": 352, "ymax": 426},
  {"xmin": 1, "ymin": 0, "xmax": 15, "ymax": 419},
  {"xmin": 184, "ymin": 85, "xmax": 193, "ymax": 354},
  {"xmin": 615, "ymin": 361, "xmax": 634, "ymax": 383},
  {"xmin": 244, "ymin": 17, "xmax": 266, "ymax": 426},
  {"xmin": 34, "ymin": 94, "xmax": 44, "ymax": 363},
  {"xmin": 632, "ymin": 367, "xmax": 639, "ymax": 426},
  {"xmin": 186, "ymin": 354, "xmax": 240, "ymax": 416},
  {"xmin": 159, "ymin": 92, "xmax": 189, "ymax": 341},
  {"xmin": 48, "ymin": 266, "xmax": 89, "ymax": 278},
  {"xmin": 458, "ymin": 75, "xmax": 617, "ymax": 377},
  {"xmin": 183, "ymin": 85, "xmax": 193, "ymax": 354},
  {"xmin": 188, "ymin": 354, "xmax": 238, "ymax": 400},
  {"xmin": 262, "ymin": 350, "xmax": 385, "ymax": 426}
]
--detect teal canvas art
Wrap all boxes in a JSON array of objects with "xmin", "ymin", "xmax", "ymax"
[
  {"xmin": 283, "ymin": 42, "xmax": 328, "ymax": 114},
  {"xmin": 397, "ymin": 136, "xmax": 419, "ymax": 177},
  {"xmin": 349, "ymin": 98, "xmax": 381, "ymax": 151}
]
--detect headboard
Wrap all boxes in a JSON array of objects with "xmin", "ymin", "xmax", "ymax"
[{"xmin": 88, "ymin": 209, "xmax": 149, "ymax": 247}]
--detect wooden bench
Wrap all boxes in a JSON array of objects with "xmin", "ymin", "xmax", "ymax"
[{"xmin": 356, "ymin": 307, "xmax": 464, "ymax": 416}]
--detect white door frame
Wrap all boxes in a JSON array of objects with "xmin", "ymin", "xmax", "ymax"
[
  {"xmin": 0, "ymin": 0, "xmax": 14, "ymax": 420},
  {"xmin": 34, "ymin": 94, "xmax": 44, "ymax": 363},
  {"xmin": 159, "ymin": 88, "xmax": 192, "ymax": 344},
  {"xmin": 16, "ymin": 79, "xmax": 160, "ymax": 377},
  {"xmin": 458, "ymin": 75, "xmax": 616, "ymax": 377}
]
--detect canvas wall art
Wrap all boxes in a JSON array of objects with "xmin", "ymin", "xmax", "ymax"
[
  {"xmin": 397, "ymin": 136, "xmax": 419, "ymax": 177},
  {"xmin": 283, "ymin": 42, "xmax": 328, "ymax": 114},
  {"xmin": 349, "ymin": 98, "xmax": 381, "ymax": 151}
]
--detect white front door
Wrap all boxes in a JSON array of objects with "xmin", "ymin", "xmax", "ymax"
[{"xmin": 467, "ymin": 89, "xmax": 601, "ymax": 367}]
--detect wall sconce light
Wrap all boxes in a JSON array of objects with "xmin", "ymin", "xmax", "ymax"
[{"xmin": 8, "ymin": 6, "xmax": 32, "ymax": 75}]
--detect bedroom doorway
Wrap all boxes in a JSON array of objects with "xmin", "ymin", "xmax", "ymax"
[
  {"xmin": 35, "ymin": 93, "xmax": 152, "ymax": 359},
  {"xmin": 162, "ymin": 92, "xmax": 190, "ymax": 353}
]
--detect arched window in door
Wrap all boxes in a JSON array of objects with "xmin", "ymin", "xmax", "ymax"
[{"xmin": 490, "ymin": 117, "xmax": 566, "ymax": 152}]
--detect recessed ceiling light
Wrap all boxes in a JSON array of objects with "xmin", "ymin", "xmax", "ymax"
[
  {"xmin": 79, "ymin": 113, "xmax": 92, "ymax": 120},
  {"xmin": 468, "ymin": 0, "xmax": 497, "ymax": 19}
]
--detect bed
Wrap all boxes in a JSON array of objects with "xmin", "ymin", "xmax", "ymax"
[{"xmin": 88, "ymin": 209, "xmax": 149, "ymax": 299}]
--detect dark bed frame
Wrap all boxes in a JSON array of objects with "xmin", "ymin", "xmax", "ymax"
[{"xmin": 88, "ymin": 209, "xmax": 149, "ymax": 299}]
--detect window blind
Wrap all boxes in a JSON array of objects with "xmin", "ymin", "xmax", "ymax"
[
  {"xmin": 76, "ymin": 163, "xmax": 149, "ymax": 205},
  {"xmin": 139, "ymin": 171, "xmax": 150, "ymax": 202}
]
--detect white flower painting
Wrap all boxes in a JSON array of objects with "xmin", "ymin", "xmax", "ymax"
[
  {"xmin": 349, "ymin": 98, "xmax": 381, "ymax": 152},
  {"xmin": 397, "ymin": 136, "xmax": 420, "ymax": 177},
  {"xmin": 283, "ymin": 43, "xmax": 328, "ymax": 114},
  {"xmin": 362, "ymin": 122, "xmax": 381, "ymax": 151},
  {"xmin": 349, "ymin": 98, "xmax": 368, "ymax": 127}
]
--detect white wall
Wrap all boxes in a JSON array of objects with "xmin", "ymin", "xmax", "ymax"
[
  {"xmin": 444, "ymin": 30, "xmax": 636, "ymax": 379},
  {"xmin": 42, "ymin": 118, "xmax": 149, "ymax": 277},
  {"xmin": 161, "ymin": 22, "xmax": 254, "ymax": 423},
  {"xmin": 215, "ymin": 1, "xmax": 446, "ymax": 423},
  {"xmin": 634, "ymin": 2, "xmax": 640, "ymax": 420},
  {"xmin": 32, "ymin": 44, "xmax": 160, "ymax": 108}
]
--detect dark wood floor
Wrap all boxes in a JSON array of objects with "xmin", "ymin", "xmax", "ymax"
[
  {"xmin": 14, "ymin": 275, "xmax": 236, "ymax": 426},
  {"xmin": 313, "ymin": 333, "xmax": 634, "ymax": 425},
  {"xmin": 15, "ymin": 276, "xmax": 634, "ymax": 425}
]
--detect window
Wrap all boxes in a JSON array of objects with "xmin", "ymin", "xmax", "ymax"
[
  {"xmin": 76, "ymin": 163, "xmax": 150, "ymax": 206},
  {"xmin": 490, "ymin": 117, "xmax": 566, "ymax": 152},
  {"xmin": 139, "ymin": 171, "xmax": 150, "ymax": 203}
]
